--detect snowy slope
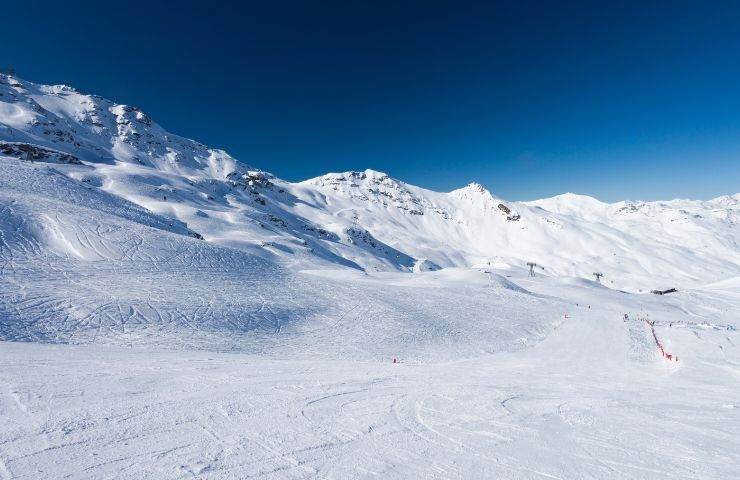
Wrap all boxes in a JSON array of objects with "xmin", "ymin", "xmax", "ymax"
[
  {"xmin": 2, "ymin": 73, "xmax": 739, "ymax": 289},
  {"xmin": 0, "ymin": 157, "xmax": 562, "ymax": 359},
  {"xmin": 1, "ymin": 73, "xmax": 740, "ymax": 479},
  {"xmin": 1, "ymin": 264, "xmax": 738, "ymax": 478},
  {"xmin": 297, "ymin": 170, "xmax": 739, "ymax": 290}
]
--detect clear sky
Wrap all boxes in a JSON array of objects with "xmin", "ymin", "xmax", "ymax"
[{"xmin": 2, "ymin": 1, "xmax": 739, "ymax": 201}]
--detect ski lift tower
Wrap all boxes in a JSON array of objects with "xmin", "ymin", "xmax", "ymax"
[
  {"xmin": 593, "ymin": 272, "xmax": 604, "ymax": 283},
  {"xmin": 527, "ymin": 262, "xmax": 538, "ymax": 277}
]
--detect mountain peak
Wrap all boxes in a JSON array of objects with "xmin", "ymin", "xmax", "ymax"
[
  {"xmin": 465, "ymin": 182, "xmax": 487, "ymax": 193},
  {"xmin": 305, "ymin": 169, "xmax": 400, "ymax": 188},
  {"xmin": 450, "ymin": 182, "xmax": 498, "ymax": 202},
  {"xmin": 362, "ymin": 168, "xmax": 390, "ymax": 178},
  {"xmin": 549, "ymin": 192, "xmax": 604, "ymax": 204},
  {"xmin": 708, "ymin": 193, "xmax": 740, "ymax": 207},
  {"xmin": 525, "ymin": 192, "xmax": 606, "ymax": 215}
]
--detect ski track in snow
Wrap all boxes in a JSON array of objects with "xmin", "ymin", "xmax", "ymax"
[
  {"xmin": 1, "ymin": 303, "xmax": 738, "ymax": 480},
  {"xmin": 2, "ymin": 250, "xmax": 738, "ymax": 478}
]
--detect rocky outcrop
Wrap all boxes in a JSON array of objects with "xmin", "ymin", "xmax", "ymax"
[{"xmin": 0, "ymin": 141, "xmax": 82, "ymax": 164}]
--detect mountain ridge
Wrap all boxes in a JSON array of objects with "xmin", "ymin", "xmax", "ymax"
[{"xmin": 2, "ymin": 73, "xmax": 738, "ymax": 290}]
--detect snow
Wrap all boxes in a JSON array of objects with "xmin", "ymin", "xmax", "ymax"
[
  {"xmin": 1, "ymin": 276, "xmax": 738, "ymax": 478},
  {"xmin": 0, "ymin": 102, "xmax": 37, "ymax": 129},
  {"xmin": 1, "ymin": 73, "xmax": 739, "ymax": 478}
]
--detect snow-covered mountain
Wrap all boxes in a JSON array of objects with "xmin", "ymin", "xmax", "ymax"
[
  {"xmin": 3, "ymin": 74, "xmax": 740, "ymax": 479},
  {"xmin": 2, "ymin": 73, "xmax": 738, "ymax": 292}
]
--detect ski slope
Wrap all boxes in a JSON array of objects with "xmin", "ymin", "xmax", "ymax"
[
  {"xmin": 1, "ymin": 275, "xmax": 738, "ymax": 479},
  {"xmin": 0, "ymin": 158, "xmax": 561, "ymax": 359},
  {"xmin": 1, "ymin": 73, "xmax": 739, "ymax": 478}
]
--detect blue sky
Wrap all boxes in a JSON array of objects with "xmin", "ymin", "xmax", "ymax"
[{"xmin": 2, "ymin": 1, "xmax": 739, "ymax": 200}]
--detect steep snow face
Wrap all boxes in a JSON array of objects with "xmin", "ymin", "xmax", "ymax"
[
  {"xmin": 301, "ymin": 169, "xmax": 428, "ymax": 215},
  {"xmin": 0, "ymin": 75, "xmax": 416, "ymax": 272},
  {"xmin": 0, "ymin": 74, "xmax": 246, "ymax": 178},
  {"xmin": 294, "ymin": 172, "xmax": 524, "ymax": 268},
  {"xmin": 1, "ymin": 73, "xmax": 739, "ymax": 289}
]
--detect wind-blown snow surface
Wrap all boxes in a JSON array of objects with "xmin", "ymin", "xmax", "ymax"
[{"xmin": 1, "ymin": 74, "xmax": 739, "ymax": 478}]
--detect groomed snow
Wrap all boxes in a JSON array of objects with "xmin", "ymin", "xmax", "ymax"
[{"xmin": 2, "ymin": 274, "xmax": 738, "ymax": 478}]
